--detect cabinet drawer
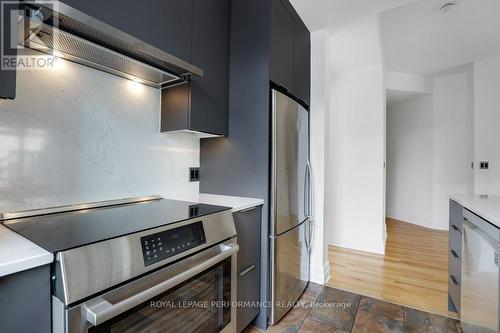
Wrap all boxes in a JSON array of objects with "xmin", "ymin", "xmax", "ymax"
[
  {"xmin": 448, "ymin": 248, "xmax": 461, "ymax": 284},
  {"xmin": 449, "ymin": 199, "xmax": 463, "ymax": 233},
  {"xmin": 449, "ymin": 223, "xmax": 462, "ymax": 253},
  {"xmin": 448, "ymin": 274, "xmax": 460, "ymax": 312},
  {"xmin": 463, "ymin": 208, "xmax": 500, "ymax": 242},
  {"xmin": 234, "ymin": 206, "xmax": 262, "ymax": 271},
  {"xmin": 237, "ymin": 261, "xmax": 260, "ymax": 332}
]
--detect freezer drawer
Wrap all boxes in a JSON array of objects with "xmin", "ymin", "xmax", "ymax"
[
  {"xmin": 269, "ymin": 220, "xmax": 310, "ymax": 325},
  {"xmin": 461, "ymin": 220, "xmax": 500, "ymax": 333}
]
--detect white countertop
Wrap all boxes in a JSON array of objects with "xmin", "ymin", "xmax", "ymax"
[
  {"xmin": 449, "ymin": 194, "xmax": 500, "ymax": 228},
  {"xmin": 199, "ymin": 193, "xmax": 264, "ymax": 212},
  {"xmin": 0, "ymin": 225, "xmax": 53, "ymax": 277}
]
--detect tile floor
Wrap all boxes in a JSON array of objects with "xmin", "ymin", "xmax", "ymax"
[{"xmin": 244, "ymin": 283, "xmax": 462, "ymax": 333}]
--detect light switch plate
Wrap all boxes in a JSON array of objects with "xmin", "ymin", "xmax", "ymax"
[
  {"xmin": 189, "ymin": 167, "xmax": 200, "ymax": 182},
  {"xmin": 479, "ymin": 161, "xmax": 490, "ymax": 170}
]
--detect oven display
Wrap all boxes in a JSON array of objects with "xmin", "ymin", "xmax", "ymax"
[{"xmin": 140, "ymin": 222, "xmax": 206, "ymax": 266}]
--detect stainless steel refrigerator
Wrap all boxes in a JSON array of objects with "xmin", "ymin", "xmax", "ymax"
[{"xmin": 269, "ymin": 89, "xmax": 313, "ymax": 325}]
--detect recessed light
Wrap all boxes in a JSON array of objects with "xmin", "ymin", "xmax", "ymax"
[{"xmin": 440, "ymin": 1, "xmax": 457, "ymax": 13}]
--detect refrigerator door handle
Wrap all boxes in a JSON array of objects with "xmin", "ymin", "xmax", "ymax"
[
  {"xmin": 304, "ymin": 165, "xmax": 308, "ymax": 220},
  {"xmin": 305, "ymin": 162, "xmax": 314, "ymax": 253},
  {"xmin": 305, "ymin": 219, "xmax": 313, "ymax": 253},
  {"xmin": 306, "ymin": 161, "xmax": 312, "ymax": 218},
  {"xmin": 304, "ymin": 219, "xmax": 310, "ymax": 248}
]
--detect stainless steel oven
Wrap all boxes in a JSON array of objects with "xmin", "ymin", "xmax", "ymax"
[{"xmin": 50, "ymin": 208, "xmax": 238, "ymax": 333}]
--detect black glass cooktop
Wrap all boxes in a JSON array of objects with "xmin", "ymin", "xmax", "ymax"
[{"xmin": 2, "ymin": 199, "xmax": 230, "ymax": 253}]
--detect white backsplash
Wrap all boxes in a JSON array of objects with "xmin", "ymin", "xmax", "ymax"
[{"xmin": 0, "ymin": 59, "xmax": 199, "ymax": 212}]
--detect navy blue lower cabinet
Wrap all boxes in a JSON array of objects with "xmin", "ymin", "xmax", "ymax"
[
  {"xmin": 237, "ymin": 260, "xmax": 261, "ymax": 332},
  {"xmin": 0, "ymin": 265, "xmax": 51, "ymax": 333},
  {"xmin": 233, "ymin": 206, "xmax": 262, "ymax": 332}
]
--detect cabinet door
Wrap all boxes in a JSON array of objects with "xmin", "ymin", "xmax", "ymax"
[
  {"xmin": 0, "ymin": 0, "xmax": 17, "ymax": 99},
  {"xmin": 0, "ymin": 265, "xmax": 51, "ymax": 333},
  {"xmin": 233, "ymin": 206, "xmax": 262, "ymax": 272},
  {"xmin": 61, "ymin": 0, "xmax": 193, "ymax": 61},
  {"xmin": 0, "ymin": 69, "xmax": 15, "ymax": 99},
  {"xmin": 292, "ymin": 20, "xmax": 310, "ymax": 107},
  {"xmin": 237, "ymin": 260, "xmax": 260, "ymax": 332},
  {"xmin": 189, "ymin": 0, "xmax": 230, "ymax": 135},
  {"xmin": 270, "ymin": 0, "xmax": 294, "ymax": 92}
]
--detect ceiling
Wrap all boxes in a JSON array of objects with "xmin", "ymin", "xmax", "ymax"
[
  {"xmin": 387, "ymin": 89, "xmax": 428, "ymax": 107},
  {"xmin": 380, "ymin": 0, "xmax": 500, "ymax": 74},
  {"xmin": 289, "ymin": 0, "xmax": 420, "ymax": 32},
  {"xmin": 291, "ymin": 0, "xmax": 500, "ymax": 75}
]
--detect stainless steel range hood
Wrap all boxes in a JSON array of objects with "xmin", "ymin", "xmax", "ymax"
[{"xmin": 17, "ymin": 0, "xmax": 203, "ymax": 88}]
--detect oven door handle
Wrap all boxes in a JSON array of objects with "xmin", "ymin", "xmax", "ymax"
[{"xmin": 85, "ymin": 241, "xmax": 239, "ymax": 326}]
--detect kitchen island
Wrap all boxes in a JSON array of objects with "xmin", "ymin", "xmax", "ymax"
[{"xmin": 448, "ymin": 194, "xmax": 500, "ymax": 333}]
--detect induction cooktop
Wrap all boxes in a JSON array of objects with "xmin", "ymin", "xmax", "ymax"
[{"xmin": 1, "ymin": 197, "xmax": 230, "ymax": 253}]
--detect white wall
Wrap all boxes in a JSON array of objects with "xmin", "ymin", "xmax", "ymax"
[
  {"xmin": 385, "ymin": 72, "xmax": 433, "ymax": 95},
  {"xmin": 433, "ymin": 73, "xmax": 471, "ymax": 226},
  {"xmin": 327, "ymin": 66, "xmax": 386, "ymax": 253},
  {"xmin": 325, "ymin": 16, "xmax": 386, "ymax": 254},
  {"xmin": 387, "ymin": 95, "xmax": 434, "ymax": 228},
  {"xmin": 0, "ymin": 59, "xmax": 199, "ymax": 212},
  {"xmin": 309, "ymin": 29, "xmax": 330, "ymax": 284},
  {"xmin": 386, "ymin": 71, "xmax": 473, "ymax": 230},
  {"xmin": 474, "ymin": 57, "xmax": 500, "ymax": 195}
]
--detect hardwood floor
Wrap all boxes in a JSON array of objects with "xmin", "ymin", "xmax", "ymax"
[{"xmin": 326, "ymin": 218, "xmax": 456, "ymax": 318}]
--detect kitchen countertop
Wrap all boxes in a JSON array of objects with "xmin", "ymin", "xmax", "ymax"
[
  {"xmin": 0, "ymin": 195, "xmax": 261, "ymax": 277},
  {"xmin": 199, "ymin": 193, "xmax": 264, "ymax": 212},
  {"xmin": 449, "ymin": 194, "xmax": 500, "ymax": 229},
  {"xmin": 0, "ymin": 225, "xmax": 53, "ymax": 277},
  {"xmin": 3, "ymin": 199, "xmax": 229, "ymax": 254}
]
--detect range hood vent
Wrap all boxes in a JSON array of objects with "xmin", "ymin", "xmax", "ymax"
[{"xmin": 17, "ymin": 1, "xmax": 203, "ymax": 88}]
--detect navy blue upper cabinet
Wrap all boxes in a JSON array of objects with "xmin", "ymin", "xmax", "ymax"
[
  {"xmin": 190, "ymin": 0, "xmax": 230, "ymax": 135},
  {"xmin": 0, "ymin": 0, "xmax": 17, "ymax": 99},
  {"xmin": 61, "ymin": 0, "xmax": 194, "ymax": 61},
  {"xmin": 270, "ymin": 0, "xmax": 294, "ymax": 92},
  {"xmin": 292, "ymin": 19, "xmax": 311, "ymax": 107},
  {"xmin": 270, "ymin": 0, "xmax": 310, "ymax": 108},
  {"xmin": 160, "ymin": 0, "xmax": 230, "ymax": 136}
]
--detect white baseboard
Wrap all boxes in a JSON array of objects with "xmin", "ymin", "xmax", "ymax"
[
  {"xmin": 323, "ymin": 260, "xmax": 331, "ymax": 284},
  {"xmin": 386, "ymin": 210, "xmax": 448, "ymax": 231},
  {"xmin": 326, "ymin": 232, "xmax": 386, "ymax": 255},
  {"xmin": 310, "ymin": 260, "xmax": 331, "ymax": 285}
]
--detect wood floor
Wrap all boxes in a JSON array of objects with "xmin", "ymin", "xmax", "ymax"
[{"xmin": 326, "ymin": 218, "xmax": 456, "ymax": 318}]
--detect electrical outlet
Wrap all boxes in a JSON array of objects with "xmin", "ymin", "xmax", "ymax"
[
  {"xmin": 479, "ymin": 161, "xmax": 490, "ymax": 170},
  {"xmin": 189, "ymin": 204, "xmax": 199, "ymax": 217},
  {"xmin": 189, "ymin": 167, "xmax": 200, "ymax": 182}
]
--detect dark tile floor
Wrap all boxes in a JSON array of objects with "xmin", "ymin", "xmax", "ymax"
[{"xmin": 245, "ymin": 283, "xmax": 462, "ymax": 333}]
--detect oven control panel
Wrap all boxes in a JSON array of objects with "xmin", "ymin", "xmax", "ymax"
[{"xmin": 140, "ymin": 222, "xmax": 206, "ymax": 266}]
